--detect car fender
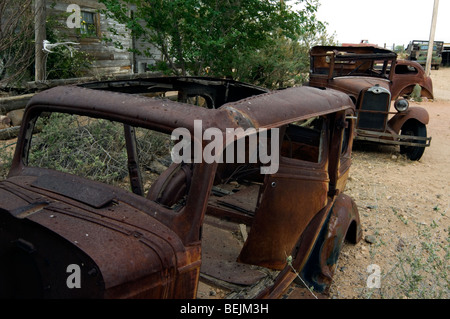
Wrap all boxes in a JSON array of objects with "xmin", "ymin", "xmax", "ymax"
[
  {"xmin": 391, "ymin": 60, "xmax": 434, "ymax": 100},
  {"xmin": 396, "ymin": 84, "xmax": 434, "ymax": 100},
  {"xmin": 299, "ymin": 193, "xmax": 362, "ymax": 293},
  {"xmin": 388, "ymin": 106, "xmax": 430, "ymax": 134}
]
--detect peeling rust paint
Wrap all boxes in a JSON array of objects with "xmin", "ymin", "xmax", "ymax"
[
  {"xmin": 0, "ymin": 76, "xmax": 361, "ymax": 298},
  {"xmin": 308, "ymin": 46, "xmax": 432, "ymax": 160}
]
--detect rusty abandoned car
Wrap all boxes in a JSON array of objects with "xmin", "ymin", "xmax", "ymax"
[
  {"xmin": 308, "ymin": 46, "xmax": 433, "ymax": 160},
  {"xmin": 0, "ymin": 76, "xmax": 361, "ymax": 299}
]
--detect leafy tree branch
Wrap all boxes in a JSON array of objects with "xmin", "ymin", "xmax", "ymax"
[{"xmin": 100, "ymin": 0, "xmax": 335, "ymax": 88}]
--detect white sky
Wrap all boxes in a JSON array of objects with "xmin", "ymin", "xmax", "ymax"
[{"xmin": 297, "ymin": 0, "xmax": 450, "ymax": 48}]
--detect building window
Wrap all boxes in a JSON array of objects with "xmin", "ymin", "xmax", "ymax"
[{"xmin": 80, "ymin": 11, "xmax": 97, "ymax": 37}]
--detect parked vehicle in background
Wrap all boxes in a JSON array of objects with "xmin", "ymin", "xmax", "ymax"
[
  {"xmin": 442, "ymin": 43, "xmax": 450, "ymax": 67},
  {"xmin": 307, "ymin": 46, "xmax": 432, "ymax": 161},
  {"xmin": 0, "ymin": 76, "xmax": 361, "ymax": 299},
  {"xmin": 406, "ymin": 40, "xmax": 443, "ymax": 70}
]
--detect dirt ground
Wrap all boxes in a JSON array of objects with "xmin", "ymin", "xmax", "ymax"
[{"xmin": 322, "ymin": 68, "xmax": 450, "ymax": 299}]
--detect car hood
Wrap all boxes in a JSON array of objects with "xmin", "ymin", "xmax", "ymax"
[
  {"xmin": 0, "ymin": 171, "xmax": 186, "ymax": 297},
  {"xmin": 328, "ymin": 77, "xmax": 390, "ymax": 99}
]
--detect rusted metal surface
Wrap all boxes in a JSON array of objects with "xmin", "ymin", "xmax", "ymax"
[
  {"xmin": 308, "ymin": 46, "xmax": 434, "ymax": 101},
  {"xmin": 299, "ymin": 194, "xmax": 362, "ymax": 293},
  {"xmin": 0, "ymin": 76, "xmax": 361, "ymax": 298},
  {"xmin": 0, "ymin": 175, "xmax": 195, "ymax": 298},
  {"xmin": 390, "ymin": 59, "xmax": 434, "ymax": 100},
  {"xmin": 200, "ymin": 219, "xmax": 267, "ymax": 286},
  {"xmin": 356, "ymin": 129, "xmax": 431, "ymax": 147},
  {"xmin": 307, "ymin": 46, "xmax": 432, "ymax": 160},
  {"xmin": 237, "ymin": 158, "xmax": 330, "ymax": 269}
]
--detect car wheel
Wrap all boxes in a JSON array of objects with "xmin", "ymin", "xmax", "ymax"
[
  {"xmin": 400, "ymin": 120, "xmax": 427, "ymax": 161},
  {"xmin": 297, "ymin": 207, "xmax": 349, "ymax": 293}
]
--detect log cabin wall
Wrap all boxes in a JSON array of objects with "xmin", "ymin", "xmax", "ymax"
[{"xmin": 48, "ymin": 0, "xmax": 161, "ymax": 77}]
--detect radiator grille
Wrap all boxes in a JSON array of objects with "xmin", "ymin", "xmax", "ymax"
[{"xmin": 357, "ymin": 87, "xmax": 390, "ymax": 131}]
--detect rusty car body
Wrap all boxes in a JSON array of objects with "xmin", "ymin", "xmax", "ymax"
[
  {"xmin": 0, "ymin": 76, "xmax": 361, "ymax": 299},
  {"xmin": 307, "ymin": 46, "xmax": 432, "ymax": 160}
]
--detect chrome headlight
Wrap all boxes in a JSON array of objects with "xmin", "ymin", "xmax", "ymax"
[{"xmin": 394, "ymin": 98, "xmax": 409, "ymax": 112}]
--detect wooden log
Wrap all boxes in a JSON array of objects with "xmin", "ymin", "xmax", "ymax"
[
  {"xmin": 0, "ymin": 94, "xmax": 34, "ymax": 114},
  {"xmin": 0, "ymin": 126, "xmax": 21, "ymax": 140}
]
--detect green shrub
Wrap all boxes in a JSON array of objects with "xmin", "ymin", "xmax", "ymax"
[
  {"xmin": 28, "ymin": 113, "xmax": 128, "ymax": 185},
  {"xmin": 0, "ymin": 141, "xmax": 15, "ymax": 180}
]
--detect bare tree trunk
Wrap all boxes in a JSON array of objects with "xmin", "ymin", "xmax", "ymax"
[
  {"xmin": 35, "ymin": 0, "xmax": 46, "ymax": 81},
  {"xmin": 172, "ymin": 21, "xmax": 186, "ymax": 76}
]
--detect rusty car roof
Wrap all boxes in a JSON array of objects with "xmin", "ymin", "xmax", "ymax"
[{"xmin": 26, "ymin": 82, "xmax": 354, "ymax": 133}]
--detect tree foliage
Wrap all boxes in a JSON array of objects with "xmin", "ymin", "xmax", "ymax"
[
  {"xmin": 100, "ymin": 0, "xmax": 335, "ymax": 88},
  {"xmin": 0, "ymin": 0, "xmax": 35, "ymax": 87}
]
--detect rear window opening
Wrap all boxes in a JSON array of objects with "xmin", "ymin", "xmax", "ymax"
[{"xmin": 395, "ymin": 64, "xmax": 418, "ymax": 75}]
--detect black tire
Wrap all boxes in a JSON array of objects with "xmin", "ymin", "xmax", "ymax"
[
  {"xmin": 400, "ymin": 121, "xmax": 427, "ymax": 161},
  {"xmin": 296, "ymin": 208, "xmax": 342, "ymax": 293}
]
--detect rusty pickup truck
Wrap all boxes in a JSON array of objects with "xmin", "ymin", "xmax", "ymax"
[
  {"xmin": 0, "ymin": 76, "xmax": 361, "ymax": 299},
  {"xmin": 308, "ymin": 46, "xmax": 432, "ymax": 161}
]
